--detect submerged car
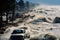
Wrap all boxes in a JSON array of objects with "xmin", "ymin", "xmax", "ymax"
[{"xmin": 9, "ymin": 29, "xmax": 25, "ymax": 40}]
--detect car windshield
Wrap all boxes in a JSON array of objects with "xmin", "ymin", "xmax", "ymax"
[
  {"xmin": 30, "ymin": 18, "xmax": 44, "ymax": 24},
  {"xmin": 12, "ymin": 30, "xmax": 25, "ymax": 34},
  {"xmin": 9, "ymin": 35, "xmax": 24, "ymax": 40}
]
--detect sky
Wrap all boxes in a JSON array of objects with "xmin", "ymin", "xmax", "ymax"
[{"xmin": 16, "ymin": 0, "xmax": 60, "ymax": 5}]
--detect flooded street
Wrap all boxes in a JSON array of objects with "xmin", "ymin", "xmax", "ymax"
[{"xmin": 0, "ymin": 4, "xmax": 60, "ymax": 40}]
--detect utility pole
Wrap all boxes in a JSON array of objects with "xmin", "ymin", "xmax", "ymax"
[
  {"xmin": 0, "ymin": 12, "xmax": 3, "ymax": 28},
  {"xmin": 10, "ymin": 0, "xmax": 16, "ymax": 24}
]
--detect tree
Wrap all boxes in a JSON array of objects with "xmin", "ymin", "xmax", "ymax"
[
  {"xmin": 0, "ymin": 0, "xmax": 16, "ymax": 28},
  {"xmin": 18, "ymin": 0, "xmax": 25, "ymax": 8},
  {"xmin": 0, "ymin": 0, "xmax": 11, "ymax": 27},
  {"xmin": 26, "ymin": 1, "xmax": 29, "ymax": 9}
]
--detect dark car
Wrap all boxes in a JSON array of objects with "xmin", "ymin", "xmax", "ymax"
[{"xmin": 9, "ymin": 29, "xmax": 25, "ymax": 40}]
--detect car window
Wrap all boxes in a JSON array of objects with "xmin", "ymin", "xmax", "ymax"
[
  {"xmin": 12, "ymin": 30, "xmax": 25, "ymax": 34},
  {"xmin": 9, "ymin": 35, "xmax": 24, "ymax": 40}
]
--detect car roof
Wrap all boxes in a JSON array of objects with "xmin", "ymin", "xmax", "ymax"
[{"xmin": 11, "ymin": 29, "xmax": 25, "ymax": 34}]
